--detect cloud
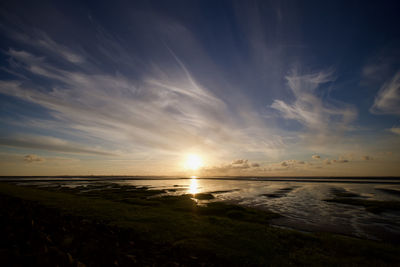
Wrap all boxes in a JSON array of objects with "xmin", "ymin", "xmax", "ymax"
[
  {"xmin": 0, "ymin": 152, "xmax": 79, "ymax": 165},
  {"xmin": 332, "ymin": 159, "xmax": 349, "ymax": 163},
  {"xmin": 232, "ymin": 159, "xmax": 248, "ymax": 164},
  {"xmin": 201, "ymin": 159, "xmax": 260, "ymax": 175},
  {"xmin": 362, "ymin": 155, "xmax": 373, "ymax": 161},
  {"xmin": 252, "ymin": 159, "xmax": 314, "ymax": 173},
  {"xmin": 271, "ymin": 69, "xmax": 357, "ymax": 144},
  {"xmin": 312, "ymin": 155, "xmax": 321, "ymax": 159},
  {"xmin": 362, "ymin": 64, "xmax": 387, "ymax": 82},
  {"xmin": 315, "ymin": 156, "xmax": 353, "ymax": 165},
  {"xmin": 24, "ymin": 154, "xmax": 45, "ymax": 163},
  {"xmin": 389, "ymin": 127, "xmax": 400, "ymax": 135},
  {"xmin": 0, "ymin": 24, "xmax": 284, "ymax": 160},
  {"xmin": 230, "ymin": 159, "xmax": 250, "ymax": 169},
  {"xmin": 0, "ymin": 135, "xmax": 115, "ymax": 156},
  {"xmin": 9, "ymin": 29, "xmax": 84, "ymax": 63},
  {"xmin": 370, "ymin": 71, "xmax": 400, "ymax": 115},
  {"xmin": 322, "ymin": 155, "xmax": 353, "ymax": 164},
  {"xmin": 361, "ymin": 44, "xmax": 400, "ymax": 87},
  {"xmin": 278, "ymin": 159, "xmax": 308, "ymax": 169}
]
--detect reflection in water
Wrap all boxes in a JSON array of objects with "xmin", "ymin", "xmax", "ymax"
[
  {"xmin": 189, "ymin": 178, "xmax": 198, "ymax": 194},
  {"xmin": 18, "ymin": 177, "xmax": 400, "ymax": 243}
]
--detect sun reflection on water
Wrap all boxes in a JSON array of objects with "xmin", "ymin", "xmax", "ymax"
[{"xmin": 189, "ymin": 177, "xmax": 198, "ymax": 195}]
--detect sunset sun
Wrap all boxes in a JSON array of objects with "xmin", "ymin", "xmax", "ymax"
[{"xmin": 184, "ymin": 154, "xmax": 203, "ymax": 171}]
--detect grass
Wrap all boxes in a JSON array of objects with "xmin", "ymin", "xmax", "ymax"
[{"xmin": 1, "ymin": 182, "xmax": 400, "ymax": 266}]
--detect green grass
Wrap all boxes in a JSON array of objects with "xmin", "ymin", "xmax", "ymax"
[{"xmin": 1, "ymin": 182, "xmax": 400, "ymax": 266}]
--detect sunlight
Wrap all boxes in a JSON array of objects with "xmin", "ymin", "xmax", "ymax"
[
  {"xmin": 189, "ymin": 177, "xmax": 198, "ymax": 194},
  {"xmin": 184, "ymin": 154, "xmax": 203, "ymax": 171}
]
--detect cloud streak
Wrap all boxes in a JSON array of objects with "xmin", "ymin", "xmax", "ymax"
[
  {"xmin": 370, "ymin": 71, "xmax": 400, "ymax": 116},
  {"xmin": 0, "ymin": 22, "xmax": 283, "ymax": 160},
  {"xmin": 271, "ymin": 69, "xmax": 357, "ymax": 144},
  {"xmin": 6, "ymin": 27, "xmax": 85, "ymax": 64},
  {"xmin": 389, "ymin": 127, "xmax": 400, "ymax": 135},
  {"xmin": 0, "ymin": 135, "xmax": 115, "ymax": 156}
]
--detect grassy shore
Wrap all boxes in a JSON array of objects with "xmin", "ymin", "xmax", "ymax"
[{"xmin": 1, "ymin": 182, "xmax": 400, "ymax": 266}]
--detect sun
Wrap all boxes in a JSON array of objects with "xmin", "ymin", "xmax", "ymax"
[{"xmin": 184, "ymin": 154, "xmax": 203, "ymax": 171}]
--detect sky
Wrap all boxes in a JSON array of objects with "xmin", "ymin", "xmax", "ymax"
[{"xmin": 0, "ymin": 0, "xmax": 399, "ymax": 176}]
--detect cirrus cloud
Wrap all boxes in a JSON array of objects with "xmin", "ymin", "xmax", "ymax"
[
  {"xmin": 271, "ymin": 69, "xmax": 357, "ymax": 144},
  {"xmin": 370, "ymin": 71, "xmax": 400, "ymax": 116}
]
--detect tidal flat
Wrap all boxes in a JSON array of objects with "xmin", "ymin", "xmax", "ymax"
[
  {"xmin": 1, "ymin": 182, "xmax": 400, "ymax": 266},
  {"xmin": 324, "ymin": 187, "xmax": 400, "ymax": 214}
]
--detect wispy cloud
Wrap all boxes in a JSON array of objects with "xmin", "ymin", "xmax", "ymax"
[
  {"xmin": 8, "ymin": 28, "xmax": 84, "ymax": 63},
  {"xmin": 0, "ymin": 1, "xmax": 398, "ymax": 176},
  {"xmin": 389, "ymin": 127, "xmax": 400, "ymax": 135},
  {"xmin": 271, "ymin": 69, "xmax": 357, "ymax": 144},
  {"xmin": 361, "ymin": 44, "xmax": 400, "ymax": 87},
  {"xmin": 0, "ymin": 23, "xmax": 283, "ymax": 161},
  {"xmin": 0, "ymin": 135, "xmax": 115, "ymax": 156},
  {"xmin": 370, "ymin": 71, "xmax": 400, "ymax": 115}
]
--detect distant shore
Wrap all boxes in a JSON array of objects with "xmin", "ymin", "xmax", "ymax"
[
  {"xmin": 2, "ymin": 175, "xmax": 400, "ymax": 179},
  {"xmin": 1, "ymin": 176, "xmax": 400, "ymax": 185}
]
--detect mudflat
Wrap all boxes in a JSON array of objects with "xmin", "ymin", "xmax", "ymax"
[{"xmin": 1, "ymin": 182, "xmax": 399, "ymax": 266}]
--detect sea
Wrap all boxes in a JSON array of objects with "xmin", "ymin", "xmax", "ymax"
[{"xmin": 2, "ymin": 176, "xmax": 400, "ymax": 243}]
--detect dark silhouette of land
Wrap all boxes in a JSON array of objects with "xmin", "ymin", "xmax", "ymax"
[{"xmin": 1, "ymin": 182, "xmax": 400, "ymax": 266}]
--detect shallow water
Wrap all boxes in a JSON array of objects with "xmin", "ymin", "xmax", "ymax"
[{"xmin": 6, "ymin": 176, "xmax": 400, "ymax": 243}]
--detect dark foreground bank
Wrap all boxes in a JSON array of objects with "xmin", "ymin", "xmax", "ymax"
[{"xmin": 0, "ymin": 183, "xmax": 399, "ymax": 266}]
